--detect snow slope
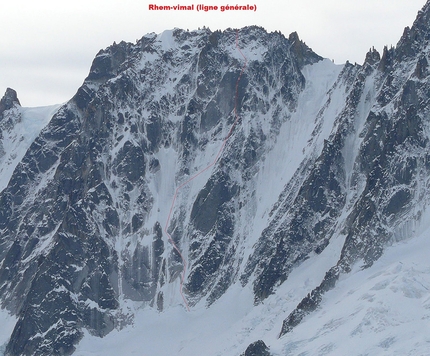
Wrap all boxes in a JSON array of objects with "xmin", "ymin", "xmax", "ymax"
[
  {"xmin": 272, "ymin": 228, "xmax": 430, "ymax": 356},
  {"xmin": 0, "ymin": 309, "xmax": 16, "ymax": 356},
  {"xmin": 74, "ymin": 218, "xmax": 430, "ymax": 356},
  {"xmin": 74, "ymin": 230, "xmax": 345, "ymax": 356},
  {"xmin": 0, "ymin": 104, "xmax": 61, "ymax": 192}
]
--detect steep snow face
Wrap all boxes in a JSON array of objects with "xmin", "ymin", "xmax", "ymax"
[
  {"xmin": 234, "ymin": 58, "xmax": 344, "ymax": 286},
  {"xmin": 0, "ymin": 104, "xmax": 60, "ymax": 192}
]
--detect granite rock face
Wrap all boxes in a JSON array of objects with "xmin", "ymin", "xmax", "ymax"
[
  {"xmin": 242, "ymin": 340, "xmax": 271, "ymax": 356},
  {"xmin": 0, "ymin": 26, "xmax": 321, "ymax": 355}
]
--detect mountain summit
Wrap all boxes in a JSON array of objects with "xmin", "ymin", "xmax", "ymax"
[
  {"xmin": 2, "ymin": 3, "xmax": 430, "ymax": 355},
  {"xmin": 0, "ymin": 88, "xmax": 20, "ymax": 116}
]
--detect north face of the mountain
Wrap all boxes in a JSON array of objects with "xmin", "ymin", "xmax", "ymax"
[
  {"xmin": 0, "ymin": 26, "xmax": 323, "ymax": 355},
  {"xmin": 1, "ymin": 3, "xmax": 430, "ymax": 354}
]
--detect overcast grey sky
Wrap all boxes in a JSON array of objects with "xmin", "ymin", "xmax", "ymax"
[{"xmin": 0, "ymin": 0, "xmax": 426, "ymax": 107}]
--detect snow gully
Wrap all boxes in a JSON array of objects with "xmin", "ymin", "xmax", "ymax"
[{"xmin": 164, "ymin": 30, "xmax": 248, "ymax": 311}]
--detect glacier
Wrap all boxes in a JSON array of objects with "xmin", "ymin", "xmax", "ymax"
[{"xmin": 74, "ymin": 222, "xmax": 430, "ymax": 356}]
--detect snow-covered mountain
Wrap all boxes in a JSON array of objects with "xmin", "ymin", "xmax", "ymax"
[{"xmin": 2, "ymin": 2, "xmax": 430, "ymax": 355}]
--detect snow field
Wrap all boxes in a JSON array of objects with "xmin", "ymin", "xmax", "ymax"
[
  {"xmin": 0, "ymin": 104, "xmax": 61, "ymax": 192},
  {"xmin": 270, "ymin": 226, "xmax": 430, "ymax": 356},
  {"xmin": 0, "ymin": 309, "xmax": 17, "ymax": 356},
  {"xmin": 77, "ymin": 228, "xmax": 428, "ymax": 356}
]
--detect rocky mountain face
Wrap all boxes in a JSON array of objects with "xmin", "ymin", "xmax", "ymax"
[{"xmin": 1, "ymin": 2, "xmax": 430, "ymax": 354}]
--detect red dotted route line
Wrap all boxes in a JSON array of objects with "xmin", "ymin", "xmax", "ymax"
[{"xmin": 164, "ymin": 29, "xmax": 247, "ymax": 311}]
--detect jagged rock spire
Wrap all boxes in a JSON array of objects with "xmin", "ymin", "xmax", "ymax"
[
  {"xmin": 0, "ymin": 88, "xmax": 21, "ymax": 117},
  {"xmin": 364, "ymin": 47, "xmax": 381, "ymax": 65},
  {"xmin": 396, "ymin": 0, "xmax": 430, "ymax": 61}
]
